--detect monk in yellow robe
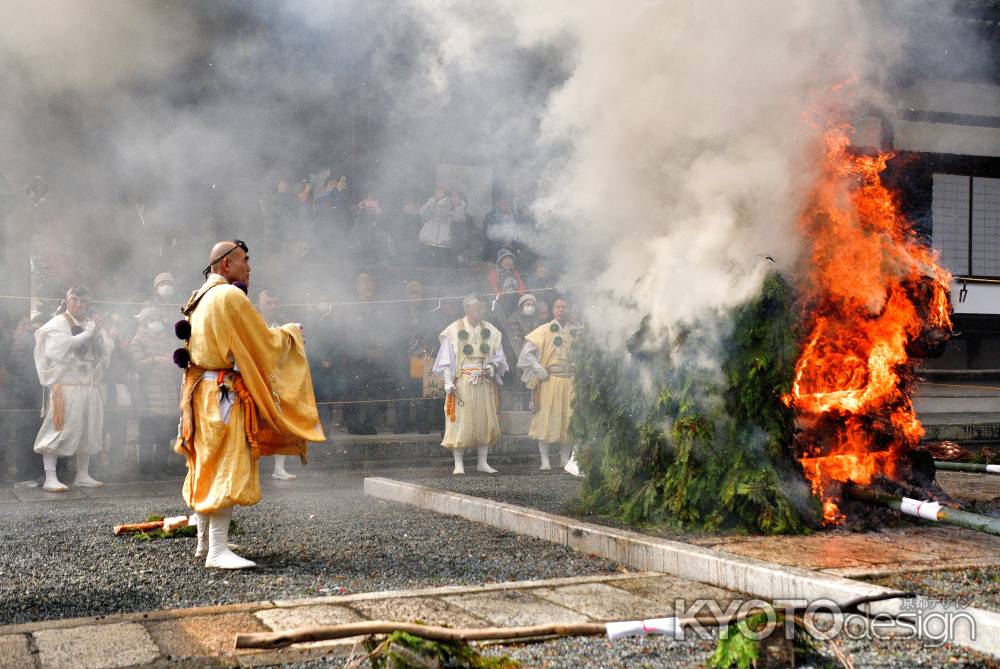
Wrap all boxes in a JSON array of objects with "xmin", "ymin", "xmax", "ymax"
[
  {"xmin": 517, "ymin": 297, "xmax": 580, "ymax": 476},
  {"xmin": 174, "ymin": 240, "xmax": 325, "ymax": 569}
]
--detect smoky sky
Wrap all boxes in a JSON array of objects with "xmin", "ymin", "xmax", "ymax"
[
  {"xmin": 0, "ymin": 0, "xmax": 570, "ymax": 260},
  {"xmin": 0, "ymin": 0, "xmax": 995, "ymax": 323}
]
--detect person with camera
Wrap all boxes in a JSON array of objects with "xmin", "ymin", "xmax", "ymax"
[{"xmin": 33, "ymin": 286, "xmax": 114, "ymax": 492}]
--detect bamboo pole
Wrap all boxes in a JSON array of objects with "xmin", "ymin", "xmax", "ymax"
[
  {"xmin": 848, "ymin": 487, "xmax": 1000, "ymax": 537},
  {"xmin": 934, "ymin": 461, "xmax": 1000, "ymax": 475}
]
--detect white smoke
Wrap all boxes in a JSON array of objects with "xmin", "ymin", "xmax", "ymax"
[{"xmin": 500, "ymin": 1, "xmax": 902, "ymax": 352}]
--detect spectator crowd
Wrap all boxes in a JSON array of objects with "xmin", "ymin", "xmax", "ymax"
[{"xmin": 0, "ymin": 177, "xmax": 565, "ymax": 485}]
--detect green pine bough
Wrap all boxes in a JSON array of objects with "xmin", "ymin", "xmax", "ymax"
[
  {"xmin": 365, "ymin": 631, "xmax": 519, "ymax": 669},
  {"xmin": 572, "ymin": 275, "xmax": 821, "ymax": 534}
]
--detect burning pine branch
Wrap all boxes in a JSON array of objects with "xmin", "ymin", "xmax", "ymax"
[{"xmin": 783, "ymin": 126, "xmax": 953, "ymax": 525}]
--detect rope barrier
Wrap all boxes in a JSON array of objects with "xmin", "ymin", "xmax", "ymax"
[
  {"xmin": 0, "ymin": 391, "xmax": 534, "ymax": 413},
  {"xmin": 0, "ymin": 286, "xmax": 560, "ymax": 310}
]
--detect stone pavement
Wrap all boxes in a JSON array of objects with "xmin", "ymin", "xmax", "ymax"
[
  {"xmin": 0, "ymin": 572, "xmax": 738, "ymax": 668},
  {"xmin": 2, "ymin": 465, "xmax": 997, "ymax": 666},
  {"xmin": 696, "ymin": 469, "xmax": 1000, "ymax": 579}
]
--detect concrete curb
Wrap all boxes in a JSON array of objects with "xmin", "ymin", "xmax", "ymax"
[{"xmin": 364, "ymin": 476, "xmax": 1000, "ymax": 658}]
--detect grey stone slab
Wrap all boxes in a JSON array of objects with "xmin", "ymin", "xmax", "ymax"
[
  {"xmin": 145, "ymin": 612, "xmax": 268, "ymax": 659},
  {"xmin": 34, "ymin": 622, "xmax": 160, "ymax": 669},
  {"xmin": 610, "ymin": 575, "xmax": 740, "ymax": 613},
  {"xmin": 350, "ymin": 597, "xmax": 487, "ymax": 628},
  {"xmin": 443, "ymin": 590, "xmax": 590, "ymax": 627},
  {"xmin": 534, "ymin": 582, "xmax": 666, "ymax": 621},
  {"xmin": 0, "ymin": 634, "xmax": 34, "ymax": 669},
  {"xmin": 0, "ymin": 489, "xmax": 20, "ymax": 505},
  {"xmin": 255, "ymin": 605, "xmax": 364, "ymax": 649}
]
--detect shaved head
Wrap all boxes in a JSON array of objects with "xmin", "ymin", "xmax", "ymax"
[
  {"xmin": 209, "ymin": 241, "xmax": 238, "ymax": 265},
  {"xmin": 208, "ymin": 240, "xmax": 251, "ymax": 287}
]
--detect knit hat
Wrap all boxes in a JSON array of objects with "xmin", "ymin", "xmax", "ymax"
[
  {"xmin": 518, "ymin": 293, "xmax": 537, "ymax": 307},
  {"xmin": 153, "ymin": 272, "xmax": 175, "ymax": 288},
  {"xmin": 496, "ymin": 248, "xmax": 515, "ymax": 265}
]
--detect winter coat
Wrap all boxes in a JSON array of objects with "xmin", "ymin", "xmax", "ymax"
[{"xmin": 130, "ymin": 322, "xmax": 181, "ymax": 415}]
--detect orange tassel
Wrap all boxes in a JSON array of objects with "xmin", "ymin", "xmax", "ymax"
[
  {"xmin": 446, "ymin": 392, "xmax": 457, "ymax": 422},
  {"xmin": 232, "ymin": 376, "xmax": 261, "ymax": 458},
  {"xmin": 51, "ymin": 384, "xmax": 65, "ymax": 431}
]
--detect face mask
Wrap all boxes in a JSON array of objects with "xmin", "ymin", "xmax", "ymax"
[
  {"xmin": 157, "ymin": 285, "xmax": 174, "ymax": 298},
  {"xmin": 147, "ymin": 321, "xmax": 164, "ymax": 332},
  {"xmin": 522, "ymin": 305, "xmax": 535, "ymax": 316}
]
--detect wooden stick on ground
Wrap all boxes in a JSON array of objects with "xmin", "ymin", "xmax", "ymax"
[
  {"xmin": 237, "ymin": 621, "xmax": 608, "ymax": 649},
  {"xmin": 113, "ymin": 521, "xmax": 164, "ymax": 535},
  {"xmin": 234, "ymin": 592, "xmax": 914, "ymax": 651}
]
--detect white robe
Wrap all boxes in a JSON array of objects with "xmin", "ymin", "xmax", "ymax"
[
  {"xmin": 33, "ymin": 313, "xmax": 113, "ymax": 457},
  {"xmin": 433, "ymin": 317, "xmax": 508, "ymax": 449}
]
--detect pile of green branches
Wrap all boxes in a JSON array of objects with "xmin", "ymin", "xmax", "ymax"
[
  {"xmin": 573, "ymin": 275, "xmax": 820, "ymax": 534},
  {"xmin": 364, "ymin": 631, "xmax": 519, "ymax": 669}
]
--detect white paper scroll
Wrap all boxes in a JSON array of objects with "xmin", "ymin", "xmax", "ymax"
[
  {"xmin": 899, "ymin": 497, "xmax": 942, "ymax": 521},
  {"xmin": 986, "ymin": 464, "xmax": 1000, "ymax": 474},
  {"xmin": 606, "ymin": 617, "xmax": 680, "ymax": 640}
]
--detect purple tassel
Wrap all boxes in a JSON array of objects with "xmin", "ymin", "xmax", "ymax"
[
  {"xmin": 174, "ymin": 319, "xmax": 191, "ymax": 340},
  {"xmin": 172, "ymin": 348, "xmax": 191, "ymax": 369}
]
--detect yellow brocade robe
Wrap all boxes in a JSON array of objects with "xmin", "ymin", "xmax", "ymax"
[
  {"xmin": 175, "ymin": 275, "xmax": 325, "ymax": 513},
  {"xmin": 521, "ymin": 320, "xmax": 575, "ymax": 444}
]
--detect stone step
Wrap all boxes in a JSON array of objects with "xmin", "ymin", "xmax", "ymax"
[
  {"xmin": 920, "ymin": 413, "xmax": 1000, "ymax": 444},
  {"xmin": 914, "ymin": 395, "xmax": 1000, "ymax": 414}
]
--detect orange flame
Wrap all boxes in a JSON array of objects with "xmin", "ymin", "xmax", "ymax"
[{"xmin": 783, "ymin": 125, "xmax": 952, "ymax": 524}]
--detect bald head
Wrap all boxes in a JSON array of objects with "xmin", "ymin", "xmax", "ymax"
[{"xmin": 208, "ymin": 240, "xmax": 251, "ymax": 286}]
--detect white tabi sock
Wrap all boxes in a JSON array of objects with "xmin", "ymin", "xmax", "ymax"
[
  {"xmin": 74, "ymin": 453, "xmax": 104, "ymax": 487},
  {"xmin": 538, "ymin": 442, "xmax": 551, "ymax": 470},
  {"xmin": 476, "ymin": 445, "xmax": 498, "ymax": 474},
  {"xmin": 563, "ymin": 449, "xmax": 581, "ymax": 477},
  {"xmin": 42, "ymin": 454, "xmax": 67, "ymax": 492},
  {"xmin": 452, "ymin": 449, "xmax": 465, "ymax": 475},
  {"xmin": 271, "ymin": 455, "xmax": 296, "ymax": 480},
  {"xmin": 205, "ymin": 506, "xmax": 256, "ymax": 569}
]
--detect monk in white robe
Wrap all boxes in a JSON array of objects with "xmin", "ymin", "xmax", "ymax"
[
  {"xmin": 175, "ymin": 241, "xmax": 324, "ymax": 568},
  {"xmin": 433, "ymin": 295, "xmax": 508, "ymax": 474},
  {"xmin": 33, "ymin": 287, "xmax": 113, "ymax": 492},
  {"xmin": 518, "ymin": 296, "xmax": 580, "ymax": 476}
]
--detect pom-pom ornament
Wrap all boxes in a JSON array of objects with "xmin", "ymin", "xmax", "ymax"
[
  {"xmin": 175, "ymin": 319, "xmax": 191, "ymax": 340},
  {"xmin": 172, "ymin": 348, "xmax": 191, "ymax": 369},
  {"xmin": 462, "ymin": 344, "xmax": 474, "ymax": 355}
]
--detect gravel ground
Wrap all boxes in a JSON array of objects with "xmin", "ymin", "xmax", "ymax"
[
  {"xmin": 869, "ymin": 568, "xmax": 1000, "ymax": 613},
  {"xmin": 0, "ymin": 473, "xmax": 619, "ymax": 626}
]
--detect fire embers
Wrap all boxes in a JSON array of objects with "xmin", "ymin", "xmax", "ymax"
[{"xmin": 783, "ymin": 126, "xmax": 953, "ymax": 525}]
